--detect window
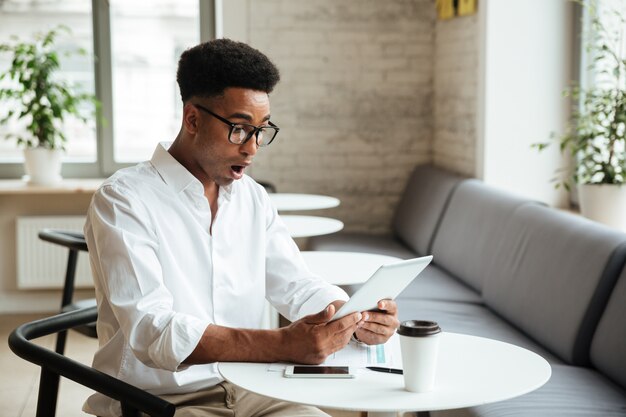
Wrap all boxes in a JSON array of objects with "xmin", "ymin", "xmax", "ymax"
[
  {"xmin": 0, "ymin": 0, "xmax": 96, "ymax": 163},
  {"xmin": 0, "ymin": 0, "xmax": 211, "ymax": 178}
]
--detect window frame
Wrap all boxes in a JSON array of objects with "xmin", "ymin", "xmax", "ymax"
[{"xmin": 0, "ymin": 0, "xmax": 218, "ymax": 179}]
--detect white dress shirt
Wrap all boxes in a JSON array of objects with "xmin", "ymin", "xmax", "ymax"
[{"xmin": 83, "ymin": 143, "xmax": 348, "ymax": 417}]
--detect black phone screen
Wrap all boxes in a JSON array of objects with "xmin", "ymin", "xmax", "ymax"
[{"xmin": 293, "ymin": 366, "xmax": 349, "ymax": 375}]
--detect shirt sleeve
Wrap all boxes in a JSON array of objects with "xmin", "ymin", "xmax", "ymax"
[
  {"xmin": 262, "ymin": 193, "xmax": 348, "ymax": 321},
  {"xmin": 85, "ymin": 183, "xmax": 210, "ymax": 372}
]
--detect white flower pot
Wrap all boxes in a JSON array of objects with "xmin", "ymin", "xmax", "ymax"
[
  {"xmin": 23, "ymin": 148, "xmax": 63, "ymax": 186},
  {"xmin": 578, "ymin": 183, "xmax": 626, "ymax": 232}
]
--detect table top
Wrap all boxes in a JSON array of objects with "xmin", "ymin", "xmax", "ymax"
[
  {"xmin": 301, "ymin": 251, "xmax": 402, "ymax": 285},
  {"xmin": 281, "ymin": 215, "xmax": 344, "ymax": 238},
  {"xmin": 269, "ymin": 193, "xmax": 340, "ymax": 211},
  {"xmin": 218, "ymin": 332, "xmax": 551, "ymax": 413}
]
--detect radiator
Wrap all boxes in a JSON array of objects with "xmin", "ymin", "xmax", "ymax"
[{"xmin": 16, "ymin": 216, "xmax": 93, "ymax": 289}]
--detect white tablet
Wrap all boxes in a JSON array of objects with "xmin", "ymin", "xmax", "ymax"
[{"xmin": 330, "ymin": 255, "xmax": 433, "ymax": 321}]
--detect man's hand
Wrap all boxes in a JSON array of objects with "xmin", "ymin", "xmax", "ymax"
[
  {"xmin": 281, "ymin": 303, "xmax": 363, "ymax": 365},
  {"xmin": 354, "ymin": 299, "xmax": 399, "ymax": 345}
]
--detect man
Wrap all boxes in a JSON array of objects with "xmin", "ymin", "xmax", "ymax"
[{"xmin": 83, "ymin": 38, "xmax": 399, "ymax": 417}]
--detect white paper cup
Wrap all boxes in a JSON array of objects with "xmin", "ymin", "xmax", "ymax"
[{"xmin": 398, "ymin": 320, "xmax": 441, "ymax": 392}]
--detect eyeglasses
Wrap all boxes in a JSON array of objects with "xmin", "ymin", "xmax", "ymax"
[{"xmin": 193, "ymin": 103, "xmax": 280, "ymax": 147}]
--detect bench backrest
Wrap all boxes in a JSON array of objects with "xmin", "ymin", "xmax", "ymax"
[
  {"xmin": 430, "ymin": 180, "xmax": 536, "ymax": 292},
  {"xmin": 392, "ymin": 164, "xmax": 464, "ymax": 256},
  {"xmin": 482, "ymin": 204, "xmax": 626, "ymax": 365}
]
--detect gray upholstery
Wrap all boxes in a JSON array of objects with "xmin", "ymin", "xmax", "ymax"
[
  {"xmin": 392, "ymin": 164, "xmax": 464, "ymax": 255},
  {"xmin": 483, "ymin": 204, "xmax": 626, "ymax": 365},
  {"xmin": 430, "ymin": 180, "xmax": 536, "ymax": 293},
  {"xmin": 309, "ymin": 164, "xmax": 463, "ymax": 258},
  {"xmin": 395, "ymin": 299, "xmax": 563, "ymax": 364},
  {"xmin": 432, "ymin": 364, "xmax": 626, "ymax": 417},
  {"xmin": 397, "ymin": 265, "xmax": 483, "ymax": 304},
  {"xmin": 591, "ymin": 266, "xmax": 626, "ymax": 390},
  {"xmin": 307, "ymin": 232, "xmax": 415, "ymax": 259}
]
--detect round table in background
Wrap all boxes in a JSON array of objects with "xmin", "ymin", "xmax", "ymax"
[
  {"xmin": 281, "ymin": 215, "xmax": 344, "ymax": 238},
  {"xmin": 269, "ymin": 193, "xmax": 340, "ymax": 211}
]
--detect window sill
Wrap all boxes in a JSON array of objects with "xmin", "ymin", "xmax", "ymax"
[{"xmin": 0, "ymin": 178, "xmax": 104, "ymax": 195}]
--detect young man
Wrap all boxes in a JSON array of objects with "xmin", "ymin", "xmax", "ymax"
[{"xmin": 83, "ymin": 39, "xmax": 399, "ymax": 417}]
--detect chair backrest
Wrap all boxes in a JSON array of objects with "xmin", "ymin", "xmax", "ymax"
[
  {"xmin": 38, "ymin": 229, "xmax": 88, "ymax": 308},
  {"xmin": 8, "ymin": 307, "xmax": 175, "ymax": 417}
]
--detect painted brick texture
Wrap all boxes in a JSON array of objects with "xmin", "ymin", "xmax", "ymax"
[
  {"xmin": 247, "ymin": 0, "xmax": 435, "ymax": 233},
  {"xmin": 433, "ymin": 14, "xmax": 478, "ymax": 177}
]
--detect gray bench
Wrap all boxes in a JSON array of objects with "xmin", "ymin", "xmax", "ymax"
[{"xmin": 309, "ymin": 164, "xmax": 626, "ymax": 416}]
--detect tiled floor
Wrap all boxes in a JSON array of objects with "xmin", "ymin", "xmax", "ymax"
[
  {"xmin": 1, "ymin": 313, "xmax": 97, "ymax": 417},
  {"xmin": 1, "ymin": 314, "xmax": 366, "ymax": 417}
]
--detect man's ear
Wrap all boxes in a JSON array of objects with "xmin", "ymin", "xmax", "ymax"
[{"xmin": 182, "ymin": 103, "xmax": 199, "ymax": 134}]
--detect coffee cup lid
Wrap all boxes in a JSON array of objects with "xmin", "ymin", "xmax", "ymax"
[{"xmin": 397, "ymin": 320, "xmax": 441, "ymax": 337}]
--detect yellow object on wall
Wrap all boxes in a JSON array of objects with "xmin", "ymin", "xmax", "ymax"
[
  {"xmin": 457, "ymin": 0, "xmax": 477, "ymax": 16},
  {"xmin": 436, "ymin": 0, "xmax": 456, "ymax": 20}
]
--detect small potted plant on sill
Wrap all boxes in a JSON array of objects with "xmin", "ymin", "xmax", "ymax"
[
  {"xmin": 0, "ymin": 25, "xmax": 99, "ymax": 185},
  {"xmin": 534, "ymin": 1, "xmax": 626, "ymax": 232}
]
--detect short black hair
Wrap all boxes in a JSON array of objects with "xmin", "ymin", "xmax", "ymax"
[{"xmin": 176, "ymin": 38, "xmax": 280, "ymax": 102}]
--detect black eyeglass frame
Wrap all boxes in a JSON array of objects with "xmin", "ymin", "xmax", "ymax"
[{"xmin": 192, "ymin": 103, "xmax": 280, "ymax": 147}]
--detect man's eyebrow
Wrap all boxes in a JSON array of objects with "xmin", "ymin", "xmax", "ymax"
[{"xmin": 227, "ymin": 112, "xmax": 271, "ymax": 123}]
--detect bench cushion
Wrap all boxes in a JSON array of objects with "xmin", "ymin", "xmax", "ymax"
[
  {"xmin": 430, "ymin": 180, "xmax": 536, "ymax": 293},
  {"xmin": 392, "ymin": 164, "xmax": 464, "ymax": 255},
  {"xmin": 432, "ymin": 364, "xmax": 626, "ymax": 417},
  {"xmin": 307, "ymin": 232, "xmax": 416, "ymax": 259},
  {"xmin": 397, "ymin": 265, "xmax": 483, "ymax": 304},
  {"xmin": 396, "ymin": 298, "xmax": 562, "ymax": 364},
  {"xmin": 591, "ymin": 264, "xmax": 626, "ymax": 390},
  {"xmin": 483, "ymin": 204, "xmax": 626, "ymax": 365}
]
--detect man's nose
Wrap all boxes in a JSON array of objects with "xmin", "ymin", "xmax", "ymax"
[{"xmin": 239, "ymin": 136, "xmax": 258, "ymax": 157}]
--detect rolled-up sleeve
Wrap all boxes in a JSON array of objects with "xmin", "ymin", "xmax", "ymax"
[
  {"xmin": 86, "ymin": 184, "xmax": 210, "ymax": 371},
  {"xmin": 263, "ymin": 199, "xmax": 348, "ymax": 321}
]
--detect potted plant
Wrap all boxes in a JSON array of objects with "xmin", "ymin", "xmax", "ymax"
[
  {"xmin": 0, "ymin": 25, "xmax": 98, "ymax": 185},
  {"xmin": 535, "ymin": 2, "xmax": 626, "ymax": 231}
]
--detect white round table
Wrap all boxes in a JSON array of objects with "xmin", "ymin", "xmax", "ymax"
[
  {"xmin": 218, "ymin": 332, "xmax": 552, "ymax": 417},
  {"xmin": 301, "ymin": 251, "xmax": 401, "ymax": 285},
  {"xmin": 269, "ymin": 193, "xmax": 340, "ymax": 211},
  {"xmin": 281, "ymin": 215, "xmax": 344, "ymax": 238}
]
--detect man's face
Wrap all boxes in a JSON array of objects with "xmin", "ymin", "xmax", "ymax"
[{"xmin": 187, "ymin": 87, "xmax": 271, "ymax": 187}]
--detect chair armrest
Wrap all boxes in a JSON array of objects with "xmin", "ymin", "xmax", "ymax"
[
  {"xmin": 8, "ymin": 307, "xmax": 175, "ymax": 417},
  {"xmin": 38, "ymin": 229, "xmax": 88, "ymax": 252}
]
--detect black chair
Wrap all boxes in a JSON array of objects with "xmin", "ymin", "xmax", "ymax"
[
  {"xmin": 8, "ymin": 306, "xmax": 175, "ymax": 417},
  {"xmin": 37, "ymin": 229, "xmax": 97, "ymax": 354}
]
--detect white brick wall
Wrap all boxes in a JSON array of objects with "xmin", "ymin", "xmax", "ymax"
[
  {"xmin": 247, "ymin": 0, "xmax": 435, "ymax": 233},
  {"xmin": 433, "ymin": 14, "xmax": 479, "ymax": 177}
]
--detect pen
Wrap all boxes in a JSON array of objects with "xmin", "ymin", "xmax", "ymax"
[{"xmin": 366, "ymin": 366, "xmax": 403, "ymax": 375}]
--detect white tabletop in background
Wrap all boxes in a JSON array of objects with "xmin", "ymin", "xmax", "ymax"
[
  {"xmin": 301, "ymin": 251, "xmax": 402, "ymax": 285},
  {"xmin": 269, "ymin": 193, "xmax": 340, "ymax": 211},
  {"xmin": 219, "ymin": 332, "xmax": 551, "ymax": 416},
  {"xmin": 281, "ymin": 215, "xmax": 344, "ymax": 238}
]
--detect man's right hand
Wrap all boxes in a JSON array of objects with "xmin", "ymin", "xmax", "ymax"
[{"xmin": 280, "ymin": 304, "xmax": 363, "ymax": 365}]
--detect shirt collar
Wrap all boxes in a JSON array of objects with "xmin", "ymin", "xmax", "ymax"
[{"xmin": 150, "ymin": 142, "xmax": 235, "ymax": 199}]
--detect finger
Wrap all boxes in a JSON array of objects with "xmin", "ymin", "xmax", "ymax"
[
  {"xmin": 304, "ymin": 304, "xmax": 335, "ymax": 325},
  {"xmin": 329, "ymin": 312, "xmax": 362, "ymax": 334},
  {"xmin": 359, "ymin": 321, "xmax": 392, "ymax": 336},
  {"xmin": 377, "ymin": 299, "xmax": 398, "ymax": 314}
]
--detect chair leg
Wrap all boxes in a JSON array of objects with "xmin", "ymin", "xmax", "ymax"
[
  {"xmin": 54, "ymin": 329, "xmax": 68, "ymax": 355},
  {"xmin": 36, "ymin": 367, "xmax": 59, "ymax": 417}
]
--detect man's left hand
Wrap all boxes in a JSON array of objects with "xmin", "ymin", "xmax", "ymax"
[{"xmin": 354, "ymin": 299, "xmax": 400, "ymax": 345}]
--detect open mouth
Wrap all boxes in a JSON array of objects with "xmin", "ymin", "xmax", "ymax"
[{"xmin": 231, "ymin": 165, "xmax": 244, "ymax": 174}]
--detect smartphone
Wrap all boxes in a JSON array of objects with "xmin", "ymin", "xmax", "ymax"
[{"xmin": 284, "ymin": 365, "xmax": 356, "ymax": 378}]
